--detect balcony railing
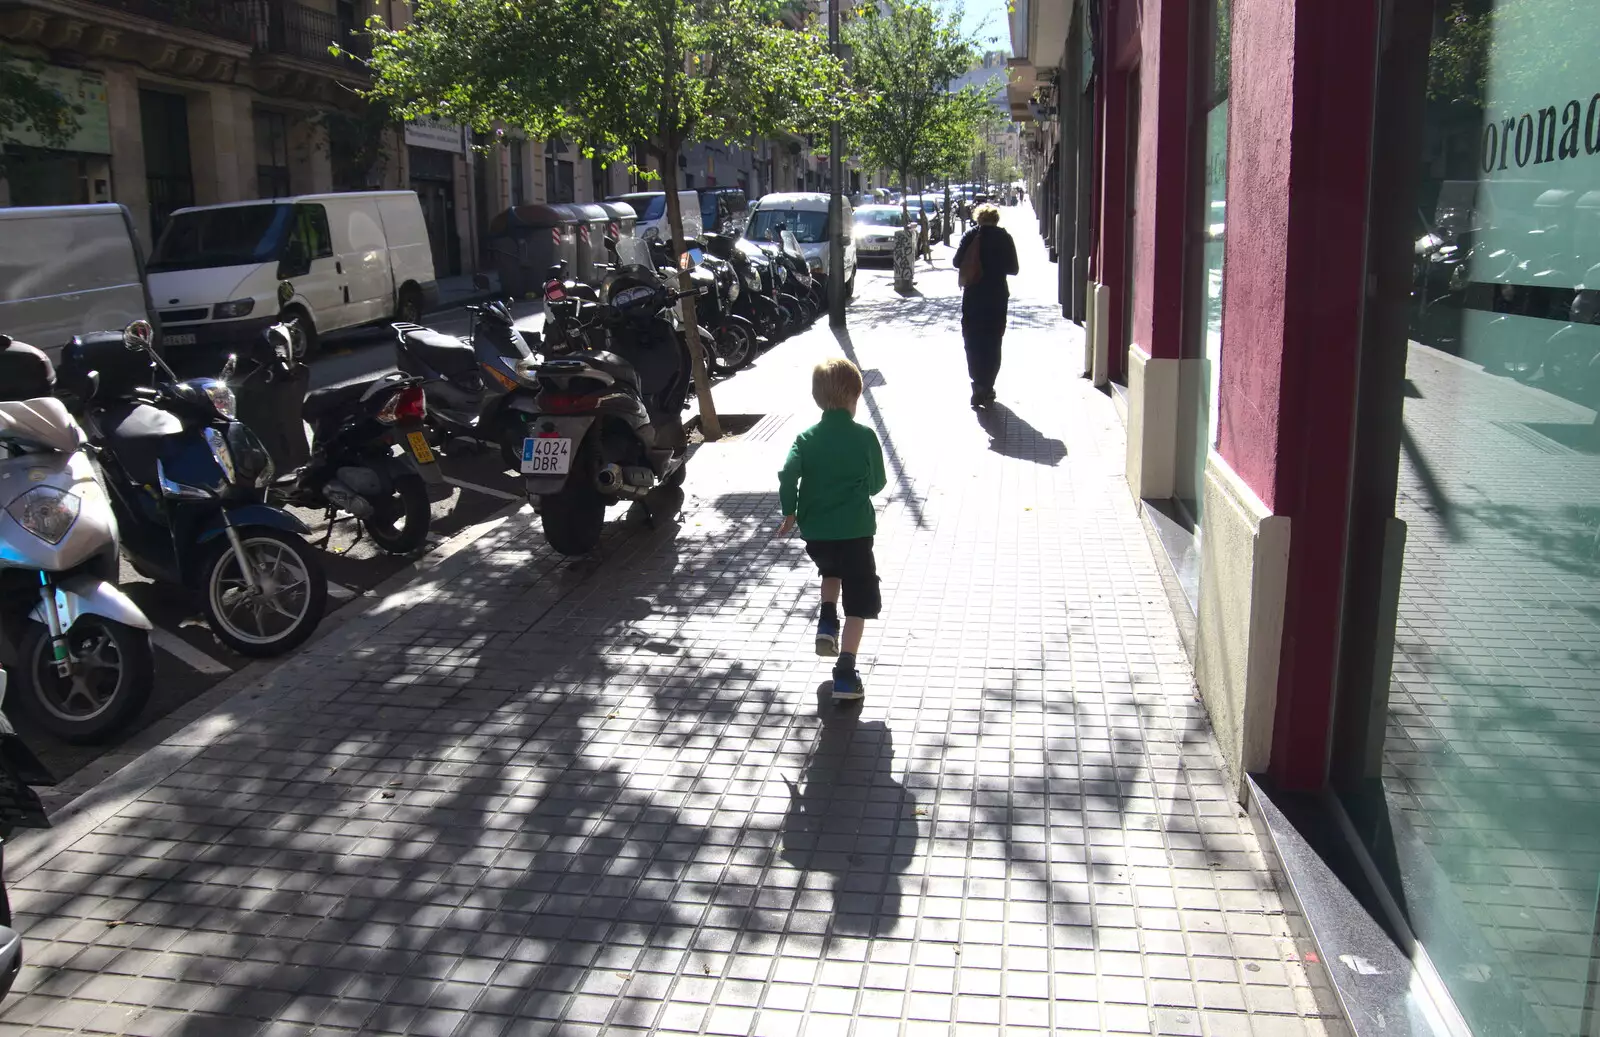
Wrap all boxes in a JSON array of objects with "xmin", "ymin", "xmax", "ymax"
[
  {"xmin": 81, "ymin": 0, "xmax": 256, "ymax": 44},
  {"xmin": 254, "ymin": 1, "xmax": 371, "ymax": 66}
]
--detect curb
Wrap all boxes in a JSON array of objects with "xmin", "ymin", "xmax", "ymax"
[{"xmin": 11, "ymin": 499, "xmax": 531, "ymax": 881}]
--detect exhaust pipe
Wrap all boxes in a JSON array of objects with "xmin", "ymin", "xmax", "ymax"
[{"xmin": 596, "ymin": 464, "xmax": 655, "ymax": 497}]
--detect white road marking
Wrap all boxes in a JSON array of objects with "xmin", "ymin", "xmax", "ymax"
[
  {"xmin": 150, "ymin": 629, "xmax": 232, "ymax": 676},
  {"xmin": 443, "ymin": 476, "xmax": 523, "ymax": 502}
]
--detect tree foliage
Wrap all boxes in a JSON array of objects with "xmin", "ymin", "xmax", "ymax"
[
  {"xmin": 840, "ymin": 0, "xmax": 993, "ymax": 201},
  {"xmin": 0, "ymin": 53, "xmax": 83, "ymax": 160},
  {"xmin": 361, "ymin": 0, "xmax": 845, "ymax": 437}
]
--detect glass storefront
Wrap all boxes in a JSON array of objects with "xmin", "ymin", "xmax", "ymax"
[
  {"xmin": 1176, "ymin": 0, "xmax": 1229, "ymax": 527},
  {"xmin": 1345, "ymin": 1, "xmax": 1600, "ymax": 1033}
]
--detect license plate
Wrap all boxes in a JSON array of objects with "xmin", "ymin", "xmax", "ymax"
[
  {"xmin": 521, "ymin": 436, "xmax": 572, "ymax": 475},
  {"xmin": 406, "ymin": 430, "xmax": 435, "ymax": 464},
  {"xmin": 164, "ymin": 332, "xmax": 196, "ymax": 346}
]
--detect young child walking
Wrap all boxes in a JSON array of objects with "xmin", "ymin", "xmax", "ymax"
[{"xmin": 776, "ymin": 358, "xmax": 888, "ymax": 703}]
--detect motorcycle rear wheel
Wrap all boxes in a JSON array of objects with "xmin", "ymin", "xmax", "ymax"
[
  {"xmin": 541, "ymin": 483, "xmax": 607, "ymax": 555},
  {"xmin": 14, "ymin": 617, "xmax": 153, "ymax": 744},
  {"xmin": 363, "ymin": 475, "xmax": 431, "ymax": 555}
]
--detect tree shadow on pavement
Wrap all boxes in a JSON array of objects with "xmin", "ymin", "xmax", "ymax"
[
  {"xmin": 780, "ymin": 697, "xmax": 917, "ymax": 940},
  {"xmin": 831, "ymin": 327, "xmax": 928, "ymax": 530},
  {"xmin": 976, "ymin": 403, "xmax": 1067, "ymax": 466}
]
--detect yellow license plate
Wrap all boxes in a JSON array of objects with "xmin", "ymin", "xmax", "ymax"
[{"xmin": 406, "ymin": 430, "xmax": 435, "ymax": 464}]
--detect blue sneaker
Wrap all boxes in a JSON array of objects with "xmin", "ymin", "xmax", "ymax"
[
  {"xmin": 815, "ymin": 617, "xmax": 839, "ymax": 657},
  {"xmin": 832, "ymin": 669, "xmax": 865, "ymax": 703}
]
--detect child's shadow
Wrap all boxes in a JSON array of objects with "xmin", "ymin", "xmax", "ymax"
[{"xmin": 779, "ymin": 691, "xmax": 919, "ymax": 938}]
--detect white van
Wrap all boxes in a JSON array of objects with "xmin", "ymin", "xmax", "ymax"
[
  {"xmin": 0, "ymin": 204, "xmax": 153, "ymax": 358},
  {"xmin": 147, "ymin": 191, "xmax": 435, "ymax": 355},
  {"xmin": 606, "ymin": 191, "xmax": 704, "ymax": 242},
  {"xmin": 745, "ymin": 193, "xmax": 858, "ymax": 294}
]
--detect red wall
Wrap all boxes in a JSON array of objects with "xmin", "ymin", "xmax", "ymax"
[{"xmin": 1127, "ymin": 0, "xmax": 1191, "ymax": 362}]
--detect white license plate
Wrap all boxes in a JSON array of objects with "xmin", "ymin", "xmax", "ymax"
[
  {"xmin": 521, "ymin": 436, "xmax": 572, "ymax": 475},
  {"xmin": 164, "ymin": 333, "xmax": 196, "ymax": 346}
]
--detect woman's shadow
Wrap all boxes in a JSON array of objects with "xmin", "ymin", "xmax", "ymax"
[{"xmin": 780, "ymin": 691, "xmax": 919, "ymax": 938}]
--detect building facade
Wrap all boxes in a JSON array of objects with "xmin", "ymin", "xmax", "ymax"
[{"xmin": 1014, "ymin": 0, "xmax": 1600, "ymax": 1032}]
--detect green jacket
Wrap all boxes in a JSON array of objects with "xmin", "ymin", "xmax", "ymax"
[{"xmin": 779, "ymin": 409, "xmax": 887, "ymax": 541}]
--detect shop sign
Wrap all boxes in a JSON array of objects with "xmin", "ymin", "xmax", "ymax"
[
  {"xmin": 405, "ymin": 117, "xmax": 465, "ymax": 154},
  {"xmin": 2, "ymin": 65, "xmax": 111, "ymax": 155}
]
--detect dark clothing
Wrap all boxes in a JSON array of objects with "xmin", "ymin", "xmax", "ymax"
[
  {"xmin": 805, "ymin": 536, "xmax": 881, "ymax": 619},
  {"xmin": 954, "ymin": 225, "xmax": 1019, "ymax": 396},
  {"xmin": 778, "ymin": 409, "xmax": 887, "ymax": 541},
  {"xmin": 952, "ymin": 225, "xmax": 1020, "ymax": 300}
]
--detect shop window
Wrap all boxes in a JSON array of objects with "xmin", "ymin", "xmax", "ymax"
[
  {"xmin": 1174, "ymin": 0, "xmax": 1230, "ymax": 528},
  {"xmin": 254, "ymin": 108, "xmax": 291, "ymax": 199},
  {"xmin": 1340, "ymin": 2, "xmax": 1600, "ymax": 1033}
]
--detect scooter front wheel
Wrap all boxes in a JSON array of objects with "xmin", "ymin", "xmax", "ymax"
[
  {"xmin": 202, "ymin": 529, "xmax": 328, "ymax": 657},
  {"xmin": 13, "ymin": 617, "xmax": 153, "ymax": 744}
]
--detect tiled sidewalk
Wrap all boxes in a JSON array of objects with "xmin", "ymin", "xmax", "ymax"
[{"xmin": 2, "ymin": 210, "xmax": 1343, "ymax": 1036}]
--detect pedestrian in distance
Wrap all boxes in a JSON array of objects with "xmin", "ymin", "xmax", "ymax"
[
  {"xmin": 917, "ymin": 206, "xmax": 932, "ymax": 262},
  {"xmin": 953, "ymin": 203, "xmax": 1020, "ymax": 409},
  {"xmin": 776, "ymin": 358, "xmax": 888, "ymax": 705}
]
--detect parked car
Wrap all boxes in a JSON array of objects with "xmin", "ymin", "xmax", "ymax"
[
  {"xmin": 0, "ymin": 204, "xmax": 154, "ymax": 361},
  {"xmin": 606, "ymin": 191, "xmax": 705, "ymax": 242},
  {"xmin": 906, "ymin": 194, "xmax": 946, "ymax": 240},
  {"xmin": 744, "ymin": 192, "xmax": 857, "ymax": 295},
  {"xmin": 146, "ymin": 191, "xmax": 436, "ymax": 361},
  {"xmin": 854, "ymin": 205, "xmax": 911, "ymax": 264}
]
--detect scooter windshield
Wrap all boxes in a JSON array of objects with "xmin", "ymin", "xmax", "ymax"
[{"xmin": 612, "ymin": 238, "xmax": 653, "ymax": 270}]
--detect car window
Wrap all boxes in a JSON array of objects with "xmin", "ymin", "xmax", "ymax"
[
  {"xmin": 291, "ymin": 204, "xmax": 333, "ymax": 259},
  {"xmin": 148, "ymin": 204, "xmax": 292, "ymax": 272},
  {"xmin": 856, "ymin": 209, "xmax": 904, "ymax": 227},
  {"xmin": 748, "ymin": 209, "xmax": 827, "ymax": 244}
]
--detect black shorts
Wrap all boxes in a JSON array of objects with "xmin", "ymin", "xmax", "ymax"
[{"xmin": 805, "ymin": 537, "xmax": 881, "ymax": 619}]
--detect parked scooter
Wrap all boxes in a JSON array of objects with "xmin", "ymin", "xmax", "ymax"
[
  {"xmin": 693, "ymin": 251, "xmax": 758, "ymax": 374},
  {"xmin": 709, "ymin": 234, "xmax": 788, "ymax": 345},
  {"xmin": 393, "ymin": 274, "xmax": 541, "ymax": 469},
  {"xmin": 523, "ymin": 237, "xmax": 697, "ymax": 555},
  {"xmin": 56, "ymin": 320, "xmax": 328, "ymax": 658},
  {"xmin": 230, "ymin": 288, "xmax": 445, "ymax": 555},
  {"xmin": 0, "ymin": 336, "xmax": 154, "ymax": 742},
  {"xmin": 0, "ymin": 667, "xmax": 53, "ymax": 996}
]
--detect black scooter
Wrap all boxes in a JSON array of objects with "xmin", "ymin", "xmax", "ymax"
[
  {"xmin": 393, "ymin": 274, "xmax": 542, "ymax": 469},
  {"xmin": 523, "ymin": 239, "xmax": 698, "ymax": 555},
  {"xmin": 57, "ymin": 320, "xmax": 329, "ymax": 657},
  {"xmin": 230, "ymin": 298, "xmax": 447, "ymax": 555}
]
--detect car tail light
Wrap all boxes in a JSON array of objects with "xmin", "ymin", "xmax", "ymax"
[{"xmin": 378, "ymin": 385, "xmax": 427, "ymax": 424}]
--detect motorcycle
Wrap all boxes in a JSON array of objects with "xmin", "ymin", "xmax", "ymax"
[
  {"xmin": 393, "ymin": 274, "xmax": 542, "ymax": 469},
  {"xmin": 230, "ymin": 294, "xmax": 446, "ymax": 555},
  {"xmin": 693, "ymin": 251, "xmax": 759, "ymax": 375},
  {"xmin": 56, "ymin": 320, "xmax": 329, "ymax": 658},
  {"xmin": 0, "ymin": 336, "xmax": 154, "ymax": 743},
  {"xmin": 524, "ymin": 237, "xmax": 698, "ymax": 556},
  {"xmin": 540, "ymin": 263, "xmax": 607, "ymax": 357},
  {"xmin": 732, "ymin": 237, "xmax": 798, "ymax": 342}
]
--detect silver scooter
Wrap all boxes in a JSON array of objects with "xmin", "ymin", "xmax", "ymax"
[{"xmin": 0, "ymin": 391, "xmax": 153, "ymax": 743}]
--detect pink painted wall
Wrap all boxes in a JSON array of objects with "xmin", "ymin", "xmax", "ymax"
[
  {"xmin": 1213, "ymin": 0, "xmax": 1296, "ymax": 509},
  {"xmin": 1127, "ymin": 0, "xmax": 1190, "ymax": 362}
]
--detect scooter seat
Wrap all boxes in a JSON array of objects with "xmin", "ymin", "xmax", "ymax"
[
  {"xmin": 99, "ymin": 401, "xmax": 186, "ymax": 487},
  {"xmin": 401, "ymin": 328, "xmax": 478, "ymax": 378},
  {"xmin": 301, "ymin": 378, "xmax": 379, "ymax": 421},
  {"xmin": 568, "ymin": 351, "xmax": 641, "ymax": 392}
]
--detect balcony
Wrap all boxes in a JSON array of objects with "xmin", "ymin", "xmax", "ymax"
[
  {"xmin": 253, "ymin": 0, "xmax": 370, "ymax": 67},
  {"xmin": 78, "ymin": 0, "xmax": 255, "ymax": 43}
]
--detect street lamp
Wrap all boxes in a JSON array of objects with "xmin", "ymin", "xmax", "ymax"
[{"xmin": 826, "ymin": 0, "xmax": 846, "ymax": 326}]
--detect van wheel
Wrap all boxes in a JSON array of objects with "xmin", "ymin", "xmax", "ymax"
[
  {"xmin": 281, "ymin": 308, "xmax": 318, "ymax": 357},
  {"xmin": 396, "ymin": 284, "xmax": 424, "ymax": 324}
]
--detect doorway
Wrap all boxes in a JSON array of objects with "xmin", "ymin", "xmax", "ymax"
[
  {"xmin": 409, "ymin": 145, "xmax": 460, "ymax": 277},
  {"xmin": 139, "ymin": 89, "xmax": 193, "ymax": 242}
]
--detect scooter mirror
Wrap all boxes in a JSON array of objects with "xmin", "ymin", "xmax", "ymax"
[
  {"xmin": 123, "ymin": 319, "xmax": 154, "ymax": 351},
  {"xmin": 473, "ymin": 273, "xmax": 492, "ymax": 291},
  {"xmin": 277, "ymin": 280, "xmax": 295, "ymax": 307}
]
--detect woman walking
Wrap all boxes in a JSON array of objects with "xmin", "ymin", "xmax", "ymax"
[{"xmin": 952, "ymin": 204, "xmax": 1020, "ymax": 408}]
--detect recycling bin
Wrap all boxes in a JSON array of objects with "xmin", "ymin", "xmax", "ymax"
[
  {"xmin": 486, "ymin": 203, "xmax": 579, "ymax": 298},
  {"xmin": 569, "ymin": 203, "xmax": 610, "ymax": 283},
  {"xmin": 599, "ymin": 201, "xmax": 637, "ymax": 249}
]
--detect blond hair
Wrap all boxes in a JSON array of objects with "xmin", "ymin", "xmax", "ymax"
[
  {"xmin": 812, "ymin": 357, "xmax": 863, "ymax": 410},
  {"xmin": 974, "ymin": 203, "xmax": 1001, "ymax": 226}
]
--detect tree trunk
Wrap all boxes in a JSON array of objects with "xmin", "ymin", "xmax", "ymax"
[{"xmin": 661, "ymin": 149, "xmax": 721, "ymax": 441}]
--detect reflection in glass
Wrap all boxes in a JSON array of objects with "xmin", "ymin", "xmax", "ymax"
[{"xmin": 1357, "ymin": 2, "xmax": 1600, "ymax": 1033}]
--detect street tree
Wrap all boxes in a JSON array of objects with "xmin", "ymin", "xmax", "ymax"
[
  {"xmin": 841, "ymin": 0, "xmax": 993, "ymax": 223},
  {"xmin": 360, "ymin": 0, "xmax": 844, "ymax": 440}
]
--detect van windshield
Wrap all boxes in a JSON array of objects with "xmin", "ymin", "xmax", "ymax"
[
  {"xmin": 748, "ymin": 209, "xmax": 828, "ymax": 244},
  {"xmin": 149, "ymin": 204, "xmax": 293, "ymax": 272}
]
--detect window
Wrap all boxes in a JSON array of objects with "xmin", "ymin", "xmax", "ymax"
[
  {"xmin": 254, "ymin": 109, "xmax": 290, "ymax": 199},
  {"xmin": 139, "ymin": 89, "xmax": 193, "ymax": 241},
  {"xmin": 748, "ymin": 209, "xmax": 827, "ymax": 244},
  {"xmin": 1339, "ymin": 3, "xmax": 1600, "ymax": 1034},
  {"xmin": 148, "ymin": 204, "xmax": 293, "ymax": 272},
  {"xmin": 544, "ymin": 156, "xmax": 574, "ymax": 202},
  {"xmin": 291, "ymin": 204, "xmax": 333, "ymax": 259}
]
